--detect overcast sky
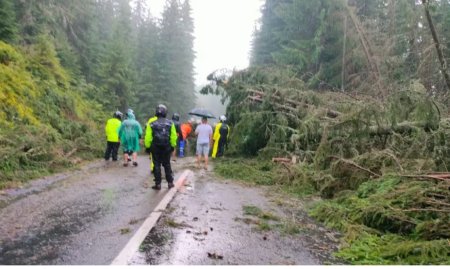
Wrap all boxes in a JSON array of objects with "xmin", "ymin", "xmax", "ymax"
[{"xmin": 148, "ymin": 0, "xmax": 264, "ymax": 86}]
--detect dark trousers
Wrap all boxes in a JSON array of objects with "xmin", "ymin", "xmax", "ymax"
[
  {"xmin": 152, "ymin": 145, "xmax": 174, "ymax": 185},
  {"xmin": 217, "ymin": 137, "xmax": 227, "ymax": 157},
  {"xmin": 104, "ymin": 141, "xmax": 120, "ymax": 161}
]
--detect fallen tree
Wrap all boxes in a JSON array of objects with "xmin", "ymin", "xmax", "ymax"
[{"xmin": 205, "ymin": 66, "xmax": 450, "ymax": 264}]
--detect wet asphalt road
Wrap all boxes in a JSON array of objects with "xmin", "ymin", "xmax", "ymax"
[
  {"xmin": 0, "ymin": 155, "xmax": 181, "ymax": 265},
  {"xmin": 130, "ymin": 157, "xmax": 342, "ymax": 265}
]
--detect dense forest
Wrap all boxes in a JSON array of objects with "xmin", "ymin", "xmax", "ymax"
[
  {"xmin": 203, "ymin": 0, "xmax": 450, "ymax": 265},
  {"xmin": 0, "ymin": 0, "xmax": 195, "ymax": 183},
  {"xmin": 1, "ymin": 0, "xmax": 449, "ymax": 265}
]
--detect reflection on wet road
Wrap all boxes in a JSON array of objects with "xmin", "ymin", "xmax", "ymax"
[{"xmin": 0, "ymin": 156, "xmax": 182, "ymax": 265}]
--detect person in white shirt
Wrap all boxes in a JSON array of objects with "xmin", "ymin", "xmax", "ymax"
[{"xmin": 195, "ymin": 117, "xmax": 213, "ymax": 170}]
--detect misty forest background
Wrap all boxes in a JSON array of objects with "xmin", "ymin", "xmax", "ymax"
[
  {"xmin": 0, "ymin": 0, "xmax": 195, "ymax": 182},
  {"xmin": 1, "ymin": 0, "xmax": 450, "ymax": 264}
]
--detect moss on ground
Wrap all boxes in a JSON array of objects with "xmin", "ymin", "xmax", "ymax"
[{"xmin": 215, "ymin": 158, "xmax": 450, "ymax": 265}]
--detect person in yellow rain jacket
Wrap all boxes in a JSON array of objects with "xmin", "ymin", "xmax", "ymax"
[
  {"xmin": 144, "ymin": 104, "xmax": 178, "ymax": 190},
  {"xmin": 145, "ymin": 115, "xmax": 158, "ymax": 172},
  {"xmin": 104, "ymin": 111, "xmax": 122, "ymax": 161},
  {"xmin": 212, "ymin": 115, "xmax": 230, "ymax": 158}
]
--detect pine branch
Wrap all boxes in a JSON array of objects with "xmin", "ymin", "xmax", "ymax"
[{"xmin": 330, "ymin": 156, "xmax": 382, "ymax": 178}]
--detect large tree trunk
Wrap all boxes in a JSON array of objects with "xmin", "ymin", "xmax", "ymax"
[
  {"xmin": 345, "ymin": 5, "xmax": 384, "ymax": 99},
  {"xmin": 422, "ymin": 0, "xmax": 450, "ymax": 92},
  {"xmin": 341, "ymin": 14, "xmax": 347, "ymax": 92}
]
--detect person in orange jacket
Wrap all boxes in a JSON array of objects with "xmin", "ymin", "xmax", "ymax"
[{"xmin": 179, "ymin": 119, "xmax": 194, "ymax": 157}]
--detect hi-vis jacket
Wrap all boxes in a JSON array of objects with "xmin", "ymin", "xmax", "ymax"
[
  {"xmin": 144, "ymin": 117, "xmax": 177, "ymax": 149},
  {"xmin": 105, "ymin": 118, "xmax": 121, "ymax": 142}
]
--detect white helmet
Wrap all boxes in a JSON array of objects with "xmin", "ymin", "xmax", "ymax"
[{"xmin": 219, "ymin": 115, "xmax": 227, "ymax": 122}]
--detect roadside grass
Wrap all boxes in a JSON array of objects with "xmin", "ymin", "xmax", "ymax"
[
  {"xmin": 214, "ymin": 158, "xmax": 277, "ymax": 186},
  {"xmin": 120, "ymin": 227, "xmax": 131, "ymax": 234},
  {"xmin": 243, "ymin": 205, "xmax": 279, "ymax": 221},
  {"xmin": 257, "ymin": 220, "xmax": 271, "ymax": 231},
  {"xmin": 214, "ymin": 158, "xmax": 316, "ymax": 198},
  {"xmin": 165, "ymin": 218, "xmax": 191, "ymax": 229},
  {"xmin": 309, "ymin": 176, "xmax": 450, "ymax": 265},
  {"xmin": 276, "ymin": 220, "xmax": 304, "ymax": 235},
  {"xmin": 214, "ymin": 157, "xmax": 450, "ymax": 265},
  {"xmin": 241, "ymin": 204, "xmax": 303, "ymax": 235}
]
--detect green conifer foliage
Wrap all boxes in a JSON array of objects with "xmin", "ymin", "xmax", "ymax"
[
  {"xmin": 0, "ymin": 0, "xmax": 17, "ymax": 43},
  {"xmin": 0, "ymin": 0, "xmax": 198, "ymax": 184}
]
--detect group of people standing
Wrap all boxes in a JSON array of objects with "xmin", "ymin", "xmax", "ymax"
[
  {"xmin": 104, "ymin": 109, "xmax": 142, "ymax": 166},
  {"xmin": 104, "ymin": 105, "xmax": 230, "ymax": 190}
]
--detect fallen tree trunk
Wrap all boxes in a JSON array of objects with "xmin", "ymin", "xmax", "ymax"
[
  {"xmin": 272, "ymin": 156, "xmax": 298, "ymax": 164},
  {"xmin": 246, "ymin": 89, "xmax": 341, "ymax": 118}
]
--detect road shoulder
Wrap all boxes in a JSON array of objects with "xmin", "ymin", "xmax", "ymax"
[{"xmin": 131, "ymin": 158, "xmax": 343, "ymax": 265}]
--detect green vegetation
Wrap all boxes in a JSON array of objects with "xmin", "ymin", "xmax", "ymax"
[
  {"xmin": 1, "ymin": 0, "xmax": 449, "ymax": 264},
  {"xmin": 120, "ymin": 227, "xmax": 131, "ymax": 234},
  {"xmin": 0, "ymin": 0, "xmax": 196, "ymax": 187},
  {"xmin": 239, "ymin": 204, "xmax": 302, "ymax": 235},
  {"xmin": 310, "ymin": 175, "xmax": 449, "ymax": 264},
  {"xmin": 206, "ymin": 1, "xmax": 450, "ymax": 259},
  {"xmin": 0, "ymin": 41, "xmax": 104, "ymax": 187},
  {"xmin": 215, "ymin": 158, "xmax": 319, "ymax": 197},
  {"xmin": 218, "ymin": 157, "xmax": 449, "ymax": 264},
  {"xmin": 165, "ymin": 218, "xmax": 187, "ymax": 229},
  {"xmin": 215, "ymin": 158, "xmax": 277, "ymax": 186},
  {"xmin": 243, "ymin": 205, "xmax": 279, "ymax": 221},
  {"xmin": 240, "ymin": 205, "xmax": 278, "ymax": 232}
]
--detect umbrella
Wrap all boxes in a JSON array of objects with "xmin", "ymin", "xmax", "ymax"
[{"xmin": 188, "ymin": 108, "xmax": 216, "ymax": 118}]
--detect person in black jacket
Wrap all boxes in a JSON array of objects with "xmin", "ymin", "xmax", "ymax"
[{"xmin": 144, "ymin": 104, "xmax": 178, "ymax": 190}]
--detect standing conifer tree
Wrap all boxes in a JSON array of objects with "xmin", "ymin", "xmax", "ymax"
[
  {"xmin": 0, "ymin": 0, "xmax": 17, "ymax": 43},
  {"xmin": 134, "ymin": 10, "xmax": 160, "ymax": 121},
  {"xmin": 100, "ymin": 0, "xmax": 135, "ymax": 112},
  {"xmin": 153, "ymin": 0, "xmax": 195, "ymax": 115}
]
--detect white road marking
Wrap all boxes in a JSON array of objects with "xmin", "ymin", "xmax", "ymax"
[{"xmin": 111, "ymin": 169, "xmax": 192, "ymax": 265}]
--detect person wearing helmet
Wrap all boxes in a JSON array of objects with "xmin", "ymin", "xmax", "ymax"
[
  {"xmin": 171, "ymin": 113, "xmax": 182, "ymax": 161},
  {"xmin": 144, "ymin": 104, "xmax": 177, "ymax": 190},
  {"xmin": 104, "ymin": 111, "xmax": 123, "ymax": 161},
  {"xmin": 212, "ymin": 115, "xmax": 230, "ymax": 158},
  {"xmin": 118, "ymin": 110, "xmax": 143, "ymax": 167}
]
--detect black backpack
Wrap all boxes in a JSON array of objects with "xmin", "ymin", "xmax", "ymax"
[{"xmin": 151, "ymin": 118, "xmax": 172, "ymax": 146}]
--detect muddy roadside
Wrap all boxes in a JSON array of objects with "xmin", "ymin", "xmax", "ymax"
[{"xmin": 131, "ymin": 157, "xmax": 344, "ymax": 265}]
